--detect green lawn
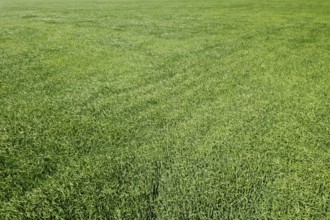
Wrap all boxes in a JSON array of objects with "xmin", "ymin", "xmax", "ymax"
[{"xmin": 1, "ymin": 0, "xmax": 329, "ymax": 219}]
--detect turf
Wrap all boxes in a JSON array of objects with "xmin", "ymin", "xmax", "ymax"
[{"xmin": 0, "ymin": 0, "xmax": 329, "ymax": 219}]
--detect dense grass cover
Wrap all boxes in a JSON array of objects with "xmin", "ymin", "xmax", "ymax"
[{"xmin": 1, "ymin": 0, "xmax": 329, "ymax": 218}]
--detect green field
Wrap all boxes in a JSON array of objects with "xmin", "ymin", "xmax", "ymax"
[{"xmin": 1, "ymin": 0, "xmax": 329, "ymax": 218}]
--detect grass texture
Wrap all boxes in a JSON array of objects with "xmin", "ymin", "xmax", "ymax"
[{"xmin": 1, "ymin": 0, "xmax": 330, "ymax": 219}]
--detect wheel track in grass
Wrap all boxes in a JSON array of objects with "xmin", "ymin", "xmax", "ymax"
[{"xmin": 1, "ymin": 55, "xmax": 282, "ymax": 217}]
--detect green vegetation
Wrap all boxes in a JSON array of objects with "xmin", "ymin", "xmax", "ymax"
[{"xmin": 1, "ymin": 0, "xmax": 329, "ymax": 218}]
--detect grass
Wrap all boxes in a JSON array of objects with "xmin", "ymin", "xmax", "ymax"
[{"xmin": 0, "ymin": 0, "xmax": 329, "ymax": 218}]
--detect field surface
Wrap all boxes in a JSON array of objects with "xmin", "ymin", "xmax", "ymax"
[{"xmin": 1, "ymin": 0, "xmax": 330, "ymax": 219}]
